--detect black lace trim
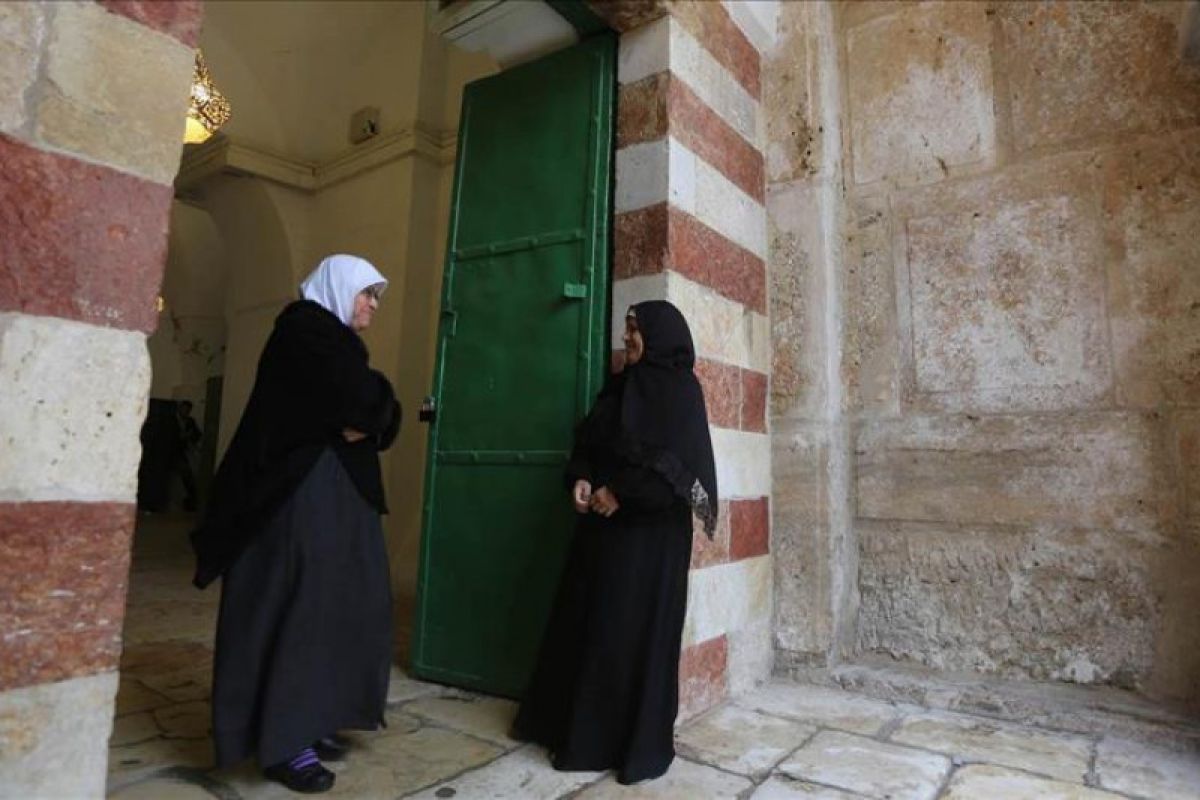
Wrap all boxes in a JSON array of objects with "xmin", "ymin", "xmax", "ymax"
[{"xmin": 645, "ymin": 448, "xmax": 717, "ymax": 539}]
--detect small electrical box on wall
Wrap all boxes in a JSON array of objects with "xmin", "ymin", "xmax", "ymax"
[{"xmin": 349, "ymin": 106, "xmax": 381, "ymax": 144}]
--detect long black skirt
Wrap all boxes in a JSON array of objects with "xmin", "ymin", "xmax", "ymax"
[
  {"xmin": 512, "ymin": 505, "xmax": 692, "ymax": 784},
  {"xmin": 211, "ymin": 449, "xmax": 392, "ymax": 768}
]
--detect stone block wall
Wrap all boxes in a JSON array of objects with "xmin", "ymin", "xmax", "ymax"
[
  {"xmin": 606, "ymin": 1, "xmax": 775, "ymax": 718},
  {"xmin": 0, "ymin": 1, "xmax": 199, "ymax": 794},
  {"xmin": 768, "ymin": 0, "xmax": 1200, "ymax": 711}
]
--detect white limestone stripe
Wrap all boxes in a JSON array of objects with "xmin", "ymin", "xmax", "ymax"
[
  {"xmin": 618, "ymin": 16, "xmax": 670, "ymax": 85},
  {"xmin": 722, "ymin": 0, "xmax": 781, "ymax": 54},
  {"xmin": 611, "ymin": 274, "xmax": 769, "ymax": 375},
  {"xmin": 0, "ymin": 672, "xmax": 118, "ymax": 799},
  {"xmin": 684, "ymin": 555, "xmax": 772, "ymax": 647},
  {"xmin": 0, "ymin": 313, "xmax": 150, "ymax": 502},
  {"xmin": 712, "ymin": 427, "xmax": 771, "ymax": 499},
  {"xmin": 617, "ymin": 138, "xmax": 766, "ymax": 260},
  {"xmin": 669, "ymin": 19, "xmax": 762, "ymax": 149}
]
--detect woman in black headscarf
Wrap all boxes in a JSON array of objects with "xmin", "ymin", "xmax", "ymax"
[
  {"xmin": 191, "ymin": 254, "xmax": 401, "ymax": 794},
  {"xmin": 512, "ymin": 300, "xmax": 717, "ymax": 785}
]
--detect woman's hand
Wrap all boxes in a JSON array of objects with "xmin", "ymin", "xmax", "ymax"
[
  {"xmin": 589, "ymin": 486, "xmax": 619, "ymax": 517},
  {"xmin": 572, "ymin": 480, "xmax": 592, "ymax": 514},
  {"xmin": 342, "ymin": 428, "xmax": 368, "ymax": 443}
]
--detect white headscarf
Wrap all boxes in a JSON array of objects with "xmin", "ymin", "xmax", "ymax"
[{"xmin": 299, "ymin": 254, "xmax": 388, "ymax": 327}]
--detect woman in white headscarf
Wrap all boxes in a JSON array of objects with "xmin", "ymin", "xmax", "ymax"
[{"xmin": 192, "ymin": 254, "xmax": 401, "ymax": 793}]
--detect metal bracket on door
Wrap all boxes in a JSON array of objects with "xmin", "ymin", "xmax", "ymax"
[
  {"xmin": 562, "ymin": 282, "xmax": 588, "ymax": 299},
  {"xmin": 442, "ymin": 308, "xmax": 458, "ymax": 337},
  {"xmin": 419, "ymin": 396, "xmax": 437, "ymax": 424}
]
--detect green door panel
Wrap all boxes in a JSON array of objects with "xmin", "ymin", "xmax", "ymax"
[{"xmin": 412, "ymin": 34, "xmax": 614, "ymax": 697}]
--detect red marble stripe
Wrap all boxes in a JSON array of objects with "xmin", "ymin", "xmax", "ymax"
[
  {"xmin": 98, "ymin": 1, "xmax": 204, "ymax": 47},
  {"xmin": 0, "ymin": 502, "xmax": 135, "ymax": 691},
  {"xmin": 668, "ymin": 207, "xmax": 767, "ymax": 314},
  {"xmin": 695, "ymin": 358, "xmax": 741, "ymax": 429},
  {"xmin": 741, "ymin": 369, "xmax": 768, "ymax": 433},
  {"xmin": 668, "ymin": 72, "xmax": 764, "ymax": 202},
  {"xmin": 0, "ymin": 134, "xmax": 173, "ymax": 333},
  {"xmin": 671, "ymin": 0, "xmax": 762, "ymax": 99},
  {"xmin": 618, "ymin": 75, "xmax": 764, "ymax": 202},
  {"xmin": 678, "ymin": 633, "xmax": 728, "ymax": 720},
  {"xmin": 730, "ymin": 497, "xmax": 770, "ymax": 561},
  {"xmin": 614, "ymin": 202, "xmax": 669, "ymax": 281}
]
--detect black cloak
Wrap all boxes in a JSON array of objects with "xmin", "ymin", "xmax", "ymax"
[{"xmin": 190, "ymin": 299, "xmax": 400, "ymax": 589}]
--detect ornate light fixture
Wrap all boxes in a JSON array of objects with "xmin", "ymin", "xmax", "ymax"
[{"xmin": 184, "ymin": 50, "xmax": 231, "ymax": 145}]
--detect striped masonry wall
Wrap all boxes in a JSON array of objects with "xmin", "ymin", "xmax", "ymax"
[
  {"xmin": 0, "ymin": 1, "xmax": 200, "ymax": 795},
  {"xmin": 608, "ymin": 1, "xmax": 773, "ymax": 720}
]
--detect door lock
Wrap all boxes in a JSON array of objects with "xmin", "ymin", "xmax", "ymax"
[{"xmin": 419, "ymin": 395, "xmax": 437, "ymax": 423}]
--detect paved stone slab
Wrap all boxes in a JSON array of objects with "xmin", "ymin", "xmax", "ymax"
[
  {"xmin": 737, "ymin": 681, "xmax": 899, "ymax": 735},
  {"xmin": 107, "ymin": 734, "xmax": 214, "ymax": 787},
  {"xmin": 778, "ymin": 731, "xmax": 950, "ymax": 800},
  {"xmin": 109, "ymin": 711, "xmax": 161, "ymax": 748},
  {"xmin": 1096, "ymin": 736, "xmax": 1200, "ymax": 800},
  {"xmin": 403, "ymin": 694, "xmax": 518, "ymax": 746},
  {"xmin": 154, "ymin": 700, "xmax": 210, "ymax": 740},
  {"xmin": 576, "ymin": 756, "xmax": 752, "ymax": 798},
  {"xmin": 943, "ymin": 764, "xmax": 1124, "ymax": 799},
  {"xmin": 114, "ymin": 678, "xmax": 174, "ymax": 717},
  {"xmin": 750, "ymin": 775, "xmax": 862, "ymax": 799},
  {"xmin": 108, "ymin": 776, "xmax": 217, "ymax": 799},
  {"xmin": 387, "ymin": 666, "xmax": 442, "ymax": 705},
  {"xmin": 891, "ymin": 710, "xmax": 1091, "ymax": 782},
  {"xmin": 676, "ymin": 705, "xmax": 816, "ymax": 778},
  {"xmin": 408, "ymin": 745, "xmax": 603, "ymax": 799}
]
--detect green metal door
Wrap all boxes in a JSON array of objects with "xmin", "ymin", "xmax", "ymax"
[{"xmin": 412, "ymin": 35, "xmax": 614, "ymax": 697}]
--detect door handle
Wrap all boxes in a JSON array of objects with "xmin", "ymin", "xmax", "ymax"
[{"xmin": 419, "ymin": 396, "xmax": 437, "ymax": 424}]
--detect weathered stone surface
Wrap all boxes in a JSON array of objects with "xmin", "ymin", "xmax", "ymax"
[
  {"xmin": 858, "ymin": 521, "xmax": 1161, "ymax": 688},
  {"xmin": 387, "ymin": 665, "xmax": 440, "ymax": 705},
  {"xmin": 153, "ymin": 700, "xmax": 209, "ymax": 740},
  {"xmin": 577, "ymin": 756, "xmax": 752, "ymax": 798},
  {"xmin": 771, "ymin": 420, "xmax": 835, "ymax": 655},
  {"xmin": 669, "ymin": 76, "xmax": 764, "ymax": 203},
  {"xmin": 901, "ymin": 158, "xmax": 1110, "ymax": 411},
  {"xmin": 114, "ymin": 677, "xmax": 173, "ymax": 717},
  {"xmin": 736, "ymin": 681, "xmax": 898, "ymax": 735},
  {"xmin": 856, "ymin": 412, "xmax": 1176, "ymax": 536},
  {"xmin": 404, "ymin": 694, "xmax": 518, "ymax": 746},
  {"xmin": 998, "ymin": 2, "xmax": 1200, "ymax": 152},
  {"xmin": 846, "ymin": 2, "xmax": 994, "ymax": 186},
  {"xmin": 764, "ymin": 5, "xmax": 818, "ymax": 184},
  {"xmin": 0, "ymin": 315, "xmax": 151, "ymax": 502},
  {"xmin": 0, "ymin": 671, "xmax": 117, "ymax": 799},
  {"xmin": 590, "ymin": 0, "xmax": 668, "ymax": 35},
  {"xmin": 891, "ymin": 710, "xmax": 1092, "ymax": 782},
  {"xmin": 691, "ymin": 499, "xmax": 731, "ymax": 569},
  {"xmin": 676, "ymin": 705, "xmax": 814, "ymax": 778},
  {"xmin": 1103, "ymin": 130, "xmax": 1200, "ymax": 406},
  {"xmin": 670, "ymin": 202, "xmax": 768, "ymax": 314},
  {"xmin": 843, "ymin": 191, "xmax": 898, "ymax": 412},
  {"xmin": 411, "ymin": 745, "xmax": 602, "ymax": 799},
  {"xmin": 0, "ymin": 135, "xmax": 175, "ymax": 332},
  {"xmin": 117, "ymin": 641, "xmax": 213, "ymax": 705},
  {"xmin": 750, "ymin": 776, "xmax": 861, "ymax": 800},
  {"xmin": 778, "ymin": 730, "xmax": 951, "ymax": 800},
  {"xmin": 679, "ymin": 634, "xmax": 728, "ymax": 721},
  {"xmin": 1096, "ymin": 736, "xmax": 1200, "ymax": 800},
  {"xmin": 768, "ymin": 182, "xmax": 827, "ymax": 419},
  {"xmin": 98, "ymin": 0, "xmax": 204, "ymax": 47},
  {"xmin": 727, "ymin": 618, "xmax": 774, "ymax": 696},
  {"xmin": 943, "ymin": 764, "xmax": 1124, "ymax": 800},
  {"xmin": 0, "ymin": 502, "xmax": 134, "ymax": 690},
  {"xmin": 33, "ymin": 1, "xmax": 193, "ymax": 185},
  {"xmin": 696, "ymin": 358, "xmax": 741, "ymax": 429},
  {"xmin": 0, "ymin": 3, "xmax": 45, "ymax": 136}
]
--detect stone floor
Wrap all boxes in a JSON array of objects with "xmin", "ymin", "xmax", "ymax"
[{"xmin": 106, "ymin": 514, "xmax": 1200, "ymax": 800}]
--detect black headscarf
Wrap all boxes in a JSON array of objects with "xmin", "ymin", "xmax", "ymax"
[{"xmin": 617, "ymin": 300, "xmax": 719, "ymax": 536}]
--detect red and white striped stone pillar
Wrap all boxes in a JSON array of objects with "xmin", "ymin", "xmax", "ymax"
[
  {"xmin": 0, "ymin": 1, "xmax": 200, "ymax": 794},
  {"xmin": 599, "ymin": 0, "xmax": 775, "ymax": 720}
]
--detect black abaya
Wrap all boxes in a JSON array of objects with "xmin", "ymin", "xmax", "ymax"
[
  {"xmin": 513, "ymin": 300, "xmax": 716, "ymax": 785},
  {"xmin": 212, "ymin": 449, "xmax": 392, "ymax": 768}
]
